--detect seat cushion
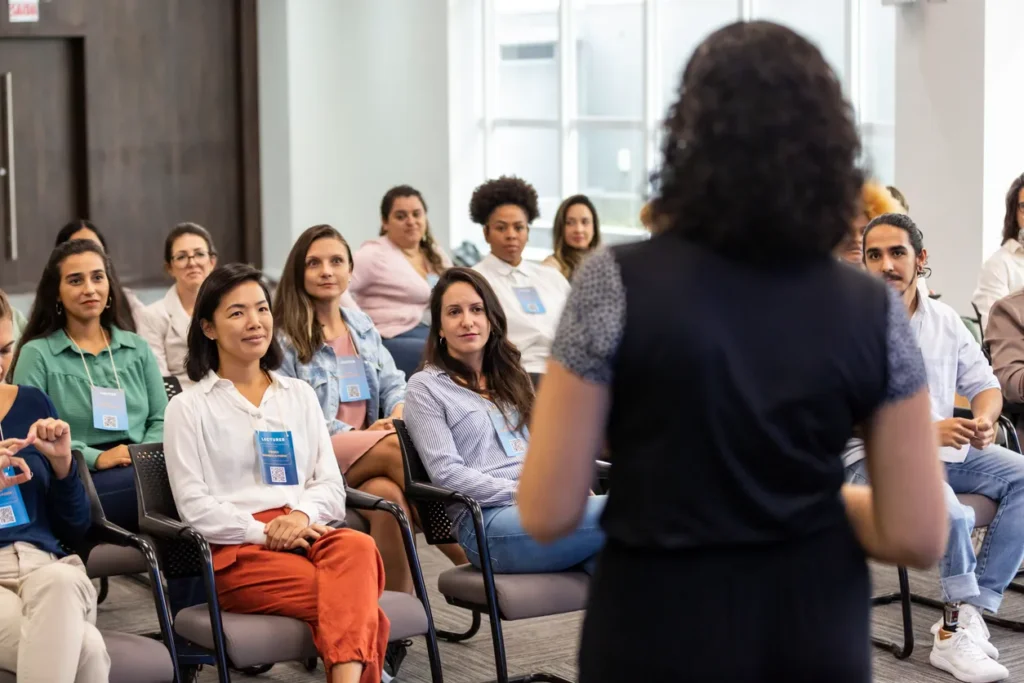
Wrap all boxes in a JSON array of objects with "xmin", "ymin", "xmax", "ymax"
[
  {"xmin": 87, "ymin": 543, "xmax": 148, "ymax": 578},
  {"xmin": 104, "ymin": 631, "xmax": 175, "ymax": 683},
  {"xmin": 437, "ymin": 565, "xmax": 589, "ymax": 621},
  {"xmin": 175, "ymin": 605, "xmax": 318, "ymax": 669},
  {"xmin": 957, "ymin": 493, "xmax": 998, "ymax": 528},
  {"xmin": 380, "ymin": 590, "xmax": 428, "ymax": 640}
]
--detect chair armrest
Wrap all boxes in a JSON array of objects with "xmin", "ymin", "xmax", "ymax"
[
  {"xmin": 405, "ymin": 481, "xmax": 459, "ymax": 503},
  {"xmin": 90, "ymin": 517, "xmax": 142, "ymax": 548},
  {"xmin": 345, "ymin": 487, "xmax": 392, "ymax": 512},
  {"xmin": 139, "ymin": 512, "xmax": 191, "ymax": 539}
]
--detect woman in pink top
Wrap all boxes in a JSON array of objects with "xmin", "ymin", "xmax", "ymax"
[
  {"xmin": 277, "ymin": 225, "xmax": 466, "ymax": 592},
  {"xmin": 349, "ymin": 186, "xmax": 451, "ymax": 379}
]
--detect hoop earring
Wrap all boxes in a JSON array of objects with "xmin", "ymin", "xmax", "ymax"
[
  {"xmin": 55, "ymin": 301, "xmax": 63, "ymax": 315},
  {"xmin": 105, "ymin": 297, "xmax": 112, "ymax": 310}
]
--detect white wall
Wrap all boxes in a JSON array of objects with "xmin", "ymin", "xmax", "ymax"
[
  {"xmin": 983, "ymin": 0, "xmax": 1024, "ymax": 260},
  {"xmin": 258, "ymin": 0, "xmax": 450, "ymax": 280},
  {"xmin": 895, "ymin": 0, "xmax": 986, "ymax": 314}
]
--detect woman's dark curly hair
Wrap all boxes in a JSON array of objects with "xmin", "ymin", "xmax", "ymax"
[
  {"xmin": 1001, "ymin": 173, "xmax": 1024, "ymax": 245},
  {"xmin": 651, "ymin": 21, "xmax": 862, "ymax": 264},
  {"xmin": 469, "ymin": 176, "xmax": 540, "ymax": 226}
]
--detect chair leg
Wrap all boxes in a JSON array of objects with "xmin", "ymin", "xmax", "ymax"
[
  {"xmin": 870, "ymin": 567, "xmax": 914, "ymax": 659},
  {"xmin": 909, "ymin": 592, "xmax": 1024, "ymax": 632},
  {"xmin": 438, "ymin": 610, "xmax": 482, "ymax": 642},
  {"xmin": 96, "ymin": 576, "xmax": 109, "ymax": 604}
]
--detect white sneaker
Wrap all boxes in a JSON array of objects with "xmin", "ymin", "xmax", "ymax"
[
  {"xmin": 930, "ymin": 604, "xmax": 999, "ymax": 660},
  {"xmin": 930, "ymin": 628, "xmax": 1009, "ymax": 683}
]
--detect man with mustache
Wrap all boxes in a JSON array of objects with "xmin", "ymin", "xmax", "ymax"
[{"xmin": 845, "ymin": 212, "xmax": 1024, "ymax": 682}]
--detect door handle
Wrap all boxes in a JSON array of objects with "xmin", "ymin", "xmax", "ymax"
[{"xmin": 1, "ymin": 72, "xmax": 16, "ymax": 261}]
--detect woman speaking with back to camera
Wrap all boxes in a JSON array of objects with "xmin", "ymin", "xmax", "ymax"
[{"xmin": 518, "ymin": 21, "xmax": 947, "ymax": 682}]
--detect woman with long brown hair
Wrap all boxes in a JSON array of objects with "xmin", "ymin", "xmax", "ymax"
[
  {"xmin": 403, "ymin": 267, "xmax": 605, "ymax": 574},
  {"xmin": 349, "ymin": 186, "xmax": 451, "ymax": 378},
  {"xmin": 973, "ymin": 173, "xmax": 1024, "ymax": 328},
  {"xmin": 275, "ymin": 225, "xmax": 464, "ymax": 595},
  {"xmin": 542, "ymin": 194, "xmax": 601, "ymax": 281}
]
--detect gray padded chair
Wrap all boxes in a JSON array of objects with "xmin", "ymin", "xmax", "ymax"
[
  {"xmin": 0, "ymin": 451, "xmax": 178, "ymax": 683},
  {"xmin": 129, "ymin": 443, "xmax": 443, "ymax": 683},
  {"xmin": 394, "ymin": 419, "xmax": 605, "ymax": 683}
]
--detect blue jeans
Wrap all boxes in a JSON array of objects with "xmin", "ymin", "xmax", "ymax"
[
  {"xmin": 382, "ymin": 324, "xmax": 429, "ymax": 380},
  {"xmin": 846, "ymin": 444, "xmax": 1024, "ymax": 612},
  {"xmin": 91, "ymin": 464, "xmax": 139, "ymax": 533},
  {"xmin": 456, "ymin": 496, "xmax": 606, "ymax": 575}
]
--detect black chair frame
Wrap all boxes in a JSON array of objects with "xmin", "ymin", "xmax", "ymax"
[
  {"xmin": 872, "ymin": 411, "xmax": 1024, "ymax": 658},
  {"xmin": 129, "ymin": 443, "xmax": 443, "ymax": 683},
  {"xmin": 395, "ymin": 419, "xmax": 607, "ymax": 683},
  {"xmin": 163, "ymin": 376, "xmax": 184, "ymax": 401},
  {"xmin": 69, "ymin": 450, "xmax": 181, "ymax": 683}
]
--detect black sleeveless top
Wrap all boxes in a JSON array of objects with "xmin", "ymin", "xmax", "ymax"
[{"xmin": 551, "ymin": 233, "xmax": 926, "ymax": 550}]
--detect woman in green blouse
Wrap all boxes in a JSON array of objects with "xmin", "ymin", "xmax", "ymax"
[{"xmin": 11, "ymin": 240, "xmax": 166, "ymax": 531}]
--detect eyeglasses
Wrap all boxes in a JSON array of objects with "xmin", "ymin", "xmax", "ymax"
[{"xmin": 171, "ymin": 250, "xmax": 210, "ymax": 266}]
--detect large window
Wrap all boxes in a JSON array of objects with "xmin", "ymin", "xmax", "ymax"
[{"xmin": 454, "ymin": 0, "xmax": 897, "ymax": 256}]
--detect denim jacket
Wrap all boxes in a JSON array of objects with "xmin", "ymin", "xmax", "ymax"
[{"xmin": 279, "ymin": 307, "xmax": 407, "ymax": 435}]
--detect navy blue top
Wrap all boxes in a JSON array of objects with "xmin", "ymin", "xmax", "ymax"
[{"xmin": 0, "ymin": 386, "xmax": 91, "ymax": 555}]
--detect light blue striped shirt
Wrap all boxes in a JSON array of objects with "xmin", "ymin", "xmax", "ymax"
[{"xmin": 403, "ymin": 365, "xmax": 523, "ymax": 507}]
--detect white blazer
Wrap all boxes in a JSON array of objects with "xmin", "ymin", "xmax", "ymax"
[{"xmin": 139, "ymin": 286, "xmax": 193, "ymax": 387}]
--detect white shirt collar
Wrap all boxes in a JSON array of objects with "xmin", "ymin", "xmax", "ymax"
[
  {"xmin": 198, "ymin": 369, "xmax": 291, "ymax": 395},
  {"xmin": 481, "ymin": 252, "xmax": 533, "ymax": 278},
  {"xmin": 1005, "ymin": 239, "xmax": 1024, "ymax": 256}
]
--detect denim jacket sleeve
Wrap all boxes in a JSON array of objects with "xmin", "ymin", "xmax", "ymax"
[
  {"xmin": 279, "ymin": 335, "xmax": 356, "ymax": 435},
  {"xmin": 374, "ymin": 328, "xmax": 407, "ymax": 417}
]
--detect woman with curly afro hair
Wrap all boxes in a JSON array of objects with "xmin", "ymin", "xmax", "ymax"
[
  {"xmin": 517, "ymin": 21, "xmax": 946, "ymax": 682},
  {"xmin": 470, "ymin": 176, "xmax": 570, "ymax": 379}
]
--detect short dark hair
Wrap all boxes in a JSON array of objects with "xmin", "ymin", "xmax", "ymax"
[
  {"xmin": 423, "ymin": 267, "xmax": 534, "ymax": 432},
  {"xmin": 164, "ymin": 222, "xmax": 217, "ymax": 264},
  {"xmin": 864, "ymin": 212, "xmax": 925, "ymax": 256},
  {"xmin": 469, "ymin": 176, "xmax": 540, "ymax": 226},
  {"xmin": 185, "ymin": 263, "xmax": 283, "ymax": 382},
  {"xmin": 651, "ymin": 21, "xmax": 862, "ymax": 264},
  {"xmin": 11, "ymin": 240, "xmax": 134, "ymax": 375},
  {"xmin": 1001, "ymin": 173, "xmax": 1024, "ymax": 245},
  {"xmin": 55, "ymin": 219, "xmax": 108, "ymax": 251}
]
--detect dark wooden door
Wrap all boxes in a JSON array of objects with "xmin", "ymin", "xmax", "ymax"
[
  {"xmin": 0, "ymin": 1, "xmax": 261, "ymax": 295},
  {"xmin": 0, "ymin": 38, "xmax": 85, "ymax": 292}
]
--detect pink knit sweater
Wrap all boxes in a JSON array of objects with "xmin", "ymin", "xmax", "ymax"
[{"xmin": 349, "ymin": 235, "xmax": 451, "ymax": 338}]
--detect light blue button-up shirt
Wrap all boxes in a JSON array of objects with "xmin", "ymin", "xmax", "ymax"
[{"xmin": 910, "ymin": 293, "xmax": 1000, "ymax": 462}]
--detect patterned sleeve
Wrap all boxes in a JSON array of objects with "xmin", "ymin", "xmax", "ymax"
[
  {"xmin": 883, "ymin": 287, "xmax": 928, "ymax": 402},
  {"xmin": 551, "ymin": 248, "xmax": 626, "ymax": 384}
]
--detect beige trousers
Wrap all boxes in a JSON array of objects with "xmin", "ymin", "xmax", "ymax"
[{"xmin": 0, "ymin": 542, "xmax": 110, "ymax": 683}]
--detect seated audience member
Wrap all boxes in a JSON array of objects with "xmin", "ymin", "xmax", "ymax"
[
  {"xmin": 888, "ymin": 185, "xmax": 910, "ymax": 212},
  {"xmin": 470, "ymin": 177, "xmax": 571, "ymax": 378},
  {"xmin": 349, "ymin": 186, "xmax": 451, "ymax": 378},
  {"xmin": 55, "ymin": 220, "xmax": 144, "ymax": 328},
  {"xmin": 836, "ymin": 180, "xmax": 904, "ymax": 266},
  {"xmin": 542, "ymin": 195, "xmax": 601, "ymax": 281},
  {"xmin": 11, "ymin": 240, "xmax": 166, "ymax": 532},
  {"xmin": 276, "ymin": 225, "xmax": 466, "ymax": 594},
  {"xmin": 404, "ymin": 267, "xmax": 604, "ymax": 574},
  {"xmin": 858, "ymin": 213, "xmax": 1024, "ymax": 682},
  {"xmin": 0, "ymin": 288, "xmax": 109, "ymax": 682},
  {"xmin": 973, "ymin": 173, "xmax": 1024, "ymax": 329},
  {"xmin": 139, "ymin": 223, "xmax": 218, "ymax": 388},
  {"xmin": 986, "ymin": 291, "xmax": 1024, "ymax": 434},
  {"xmin": 164, "ymin": 263, "xmax": 389, "ymax": 683}
]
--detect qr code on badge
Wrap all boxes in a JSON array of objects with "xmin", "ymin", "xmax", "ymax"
[
  {"xmin": 102, "ymin": 415, "xmax": 118, "ymax": 429},
  {"xmin": 510, "ymin": 438, "xmax": 526, "ymax": 454},
  {"xmin": 0, "ymin": 506, "xmax": 15, "ymax": 525},
  {"xmin": 346, "ymin": 384, "xmax": 362, "ymax": 399},
  {"xmin": 269, "ymin": 466, "xmax": 286, "ymax": 484}
]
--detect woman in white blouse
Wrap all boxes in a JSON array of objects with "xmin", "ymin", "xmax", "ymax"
[
  {"xmin": 974, "ymin": 173, "xmax": 1024, "ymax": 329},
  {"xmin": 163, "ymin": 263, "xmax": 389, "ymax": 683},
  {"xmin": 139, "ymin": 223, "xmax": 218, "ymax": 386}
]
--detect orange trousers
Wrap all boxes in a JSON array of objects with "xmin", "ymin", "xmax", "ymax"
[{"xmin": 211, "ymin": 508, "xmax": 390, "ymax": 683}]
